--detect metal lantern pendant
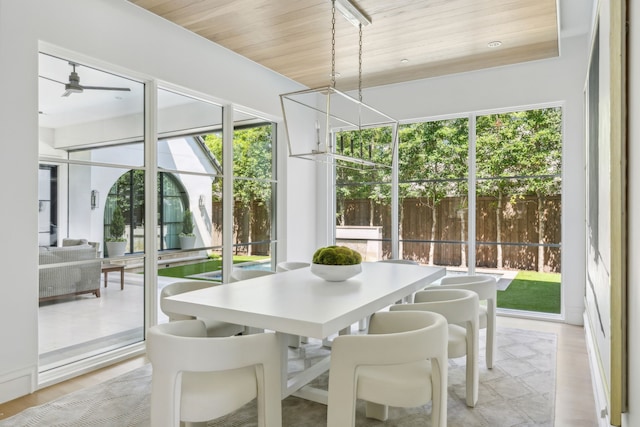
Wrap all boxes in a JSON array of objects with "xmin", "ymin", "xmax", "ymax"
[{"xmin": 280, "ymin": 0, "xmax": 398, "ymax": 169}]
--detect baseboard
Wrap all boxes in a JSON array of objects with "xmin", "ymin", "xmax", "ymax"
[
  {"xmin": 583, "ymin": 310, "xmax": 613, "ymax": 427},
  {"xmin": 0, "ymin": 367, "xmax": 36, "ymax": 405}
]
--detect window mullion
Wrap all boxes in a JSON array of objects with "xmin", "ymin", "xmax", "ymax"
[{"xmin": 468, "ymin": 114, "xmax": 477, "ymax": 275}]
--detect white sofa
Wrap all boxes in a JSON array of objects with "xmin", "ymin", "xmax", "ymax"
[{"xmin": 38, "ymin": 239, "xmax": 101, "ymax": 302}]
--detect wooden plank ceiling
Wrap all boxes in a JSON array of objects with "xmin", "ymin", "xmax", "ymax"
[{"xmin": 129, "ymin": 0, "xmax": 559, "ymax": 91}]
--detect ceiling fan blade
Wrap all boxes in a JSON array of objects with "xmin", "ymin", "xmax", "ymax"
[
  {"xmin": 81, "ymin": 86, "xmax": 131, "ymax": 92},
  {"xmin": 62, "ymin": 89, "xmax": 78, "ymax": 97}
]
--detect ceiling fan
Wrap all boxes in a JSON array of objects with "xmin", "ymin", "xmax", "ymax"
[{"xmin": 41, "ymin": 62, "xmax": 131, "ymax": 97}]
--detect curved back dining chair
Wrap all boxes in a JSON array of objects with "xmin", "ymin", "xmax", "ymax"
[
  {"xmin": 229, "ymin": 269, "xmax": 276, "ymax": 283},
  {"xmin": 327, "ymin": 310, "xmax": 448, "ymax": 427},
  {"xmin": 274, "ymin": 261, "xmax": 311, "ymax": 346},
  {"xmin": 376, "ymin": 258, "xmax": 420, "ymax": 306},
  {"xmin": 433, "ymin": 274, "xmax": 497, "ymax": 369},
  {"xmin": 275, "ymin": 261, "xmax": 310, "ymax": 272},
  {"xmin": 160, "ymin": 281, "xmax": 244, "ymax": 337},
  {"xmin": 377, "ymin": 258, "xmax": 419, "ymax": 265},
  {"xmin": 229, "ymin": 269, "xmax": 276, "ymax": 334},
  {"xmin": 147, "ymin": 319, "xmax": 281, "ymax": 427},
  {"xmin": 391, "ymin": 288, "xmax": 479, "ymax": 407}
]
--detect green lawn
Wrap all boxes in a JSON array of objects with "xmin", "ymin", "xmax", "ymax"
[
  {"xmin": 497, "ymin": 270, "xmax": 561, "ymax": 314},
  {"xmin": 157, "ymin": 255, "xmax": 269, "ymax": 279}
]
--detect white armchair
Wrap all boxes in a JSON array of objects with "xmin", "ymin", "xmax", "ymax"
[
  {"xmin": 327, "ymin": 310, "xmax": 448, "ymax": 427},
  {"xmin": 228, "ymin": 269, "xmax": 276, "ymax": 335},
  {"xmin": 391, "ymin": 288, "xmax": 479, "ymax": 407},
  {"xmin": 433, "ymin": 274, "xmax": 497, "ymax": 368},
  {"xmin": 275, "ymin": 261, "xmax": 311, "ymax": 347},
  {"xmin": 160, "ymin": 281, "xmax": 244, "ymax": 337},
  {"xmin": 377, "ymin": 258, "xmax": 419, "ymax": 265},
  {"xmin": 275, "ymin": 261, "xmax": 310, "ymax": 272},
  {"xmin": 229, "ymin": 269, "xmax": 276, "ymax": 282},
  {"xmin": 146, "ymin": 319, "xmax": 282, "ymax": 427}
]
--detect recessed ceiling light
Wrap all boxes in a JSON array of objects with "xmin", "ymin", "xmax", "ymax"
[
  {"xmin": 487, "ymin": 41, "xmax": 502, "ymax": 48},
  {"xmin": 400, "ymin": 58, "xmax": 409, "ymax": 64}
]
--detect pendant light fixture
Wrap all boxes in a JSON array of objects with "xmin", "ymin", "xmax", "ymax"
[{"xmin": 280, "ymin": 0, "xmax": 398, "ymax": 169}]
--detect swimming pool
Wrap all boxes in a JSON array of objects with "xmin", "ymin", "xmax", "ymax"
[{"xmin": 187, "ymin": 260, "xmax": 272, "ymax": 281}]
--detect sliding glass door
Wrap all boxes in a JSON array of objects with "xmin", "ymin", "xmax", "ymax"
[
  {"xmin": 475, "ymin": 108, "xmax": 562, "ymax": 314},
  {"xmin": 38, "ymin": 52, "xmax": 145, "ymax": 371}
]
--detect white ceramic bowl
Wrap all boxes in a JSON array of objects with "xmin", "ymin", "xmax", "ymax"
[{"xmin": 310, "ymin": 263, "xmax": 362, "ymax": 282}]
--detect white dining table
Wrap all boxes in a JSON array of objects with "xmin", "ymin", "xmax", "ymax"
[{"xmin": 163, "ymin": 261, "xmax": 445, "ymax": 403}]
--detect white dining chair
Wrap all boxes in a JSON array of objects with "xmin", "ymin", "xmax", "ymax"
[
  {"xmin": 275, "ymin": 261, "xmax": 311, "ymax": 347},
  {"xmin": 275, "ymin": 261, "xmax": 310, "ymax": 272},
  {"xmin": 431, "ymin": 274, "xmax": 497, "ymax": 368},
  {"xmin": 327, "ymin": 310, "xmax": 448, "ymax": 427},
  {"xmin": 147, "ymin": 319, "xmax": 282, "ymax": 427},
  {"xmin": 229, "ymin": 269, "xmax": 276, "ymax": 335},
  {"xmin": 377, "ymin": 258, "xmax": 419, "ymax": 265},
  {"xmin": 160, "ymin": 281, "xmax": 245, "ymax": 337},
  {"xmin": 369, "ymin": 258, "xmax": 421, "ymax": 328},
  {"xmin": 229, "ymin": 269, "xmax": 276, "ymax": 283},
  {"xmin": 391, "ymin": 288, "xmax": 479, "ymax": 407}
]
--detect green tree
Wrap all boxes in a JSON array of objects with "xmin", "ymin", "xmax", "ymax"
[
  {"xmin": 476, "ymin": 108, "xmax": 561, "ymax": 270},
  {"xmin": 335, "ymin": 126, "xmax": 393, "ymax": 228},
  {"xmin": 204, "ymin": 125, "xmax": 274, "ymax": 255},
  {"xmin": 398, "ymin": 118, "xmax": 469, "ymax": 264},
  {"xmin": 204, "ymin": 132, "xmax": 223, "ymax": 205}
]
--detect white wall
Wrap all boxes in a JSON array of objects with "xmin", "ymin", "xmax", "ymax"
[
  {"xmin": 0, "ymin": 0, "xmax": 39, "ymax": 402},
  {"xmin": 0, "ymin": 0, "xmax": 315, "ymax": 403},
  {"xmin": 359, "ymin": 34, "xmax": 589, "ymax": 325},
  {"xmin": 623, "ymin": 1, "xmax": 639, "ymax": 425}
]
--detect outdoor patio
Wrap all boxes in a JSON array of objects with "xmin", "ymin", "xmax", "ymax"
[{"xmin": 38, "ymin": 271, "xmax": 172, "ymax": 370}]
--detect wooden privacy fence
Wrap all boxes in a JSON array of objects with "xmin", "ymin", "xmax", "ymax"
[
  {"xmin": 212, "ymin": 201, "xmax": 272, "ymax": 256},
  {"xmin": 339, "ymin": 195, "xmax": 561, "ymax": 273},
  {"xmin": 212, "ymin": 195, "xmax": 561, "ymax": 272}
]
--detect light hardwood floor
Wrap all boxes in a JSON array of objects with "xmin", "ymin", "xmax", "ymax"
[
  {"xmin": 500, "ymin": 316, "xmax": 599, "ymax": 426},
  {"xmin": 0, "ymin": 316, "xmax": 598, "ymax": 425}
]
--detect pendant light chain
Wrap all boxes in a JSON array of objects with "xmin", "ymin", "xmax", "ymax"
[
  {"xmin": 358, "ymin": 23, "xmax": 363, "ymax": 103},
  {"xmin": 358, "ymin": 22, "xmax": 364, "ymax": 155},
  {"xmin": 331, "ymin": 0, "xmax": 336, "ymax": 88},
  {"xmin": 280, "ymin": 0, "xmax": 397, "ymax": 169}
]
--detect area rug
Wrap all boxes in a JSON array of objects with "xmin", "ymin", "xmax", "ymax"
[{"xmin": 0, "ymin": 327, "xmax": 556, "ymax": 426}]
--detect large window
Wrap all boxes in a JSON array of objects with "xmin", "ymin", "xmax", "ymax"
[
  {"xmin": 334, "ymin": 107, "xmax": 562, "ymax": 316},
  {"xmin": 398, "ymin": 118, "xmax": 470, "ymax": 265}
]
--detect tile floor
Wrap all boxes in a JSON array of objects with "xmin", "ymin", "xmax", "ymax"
[{"xmin": 38, "ymin": 272, "xmax": 176, "ymax": 370}]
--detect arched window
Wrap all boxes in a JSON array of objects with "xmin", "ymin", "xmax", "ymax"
[
  {"xmin": 104, "ymin": 171, "xmax": 187, "ymax": 254},
  {"xmin": 160, "ymin": 173, "xmax": 189, "ymax": 250}
]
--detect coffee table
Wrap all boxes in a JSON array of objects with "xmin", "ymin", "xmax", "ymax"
[{"xmin": 101, "ymin": 263, "xmax": 125, "ymax": 290}]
